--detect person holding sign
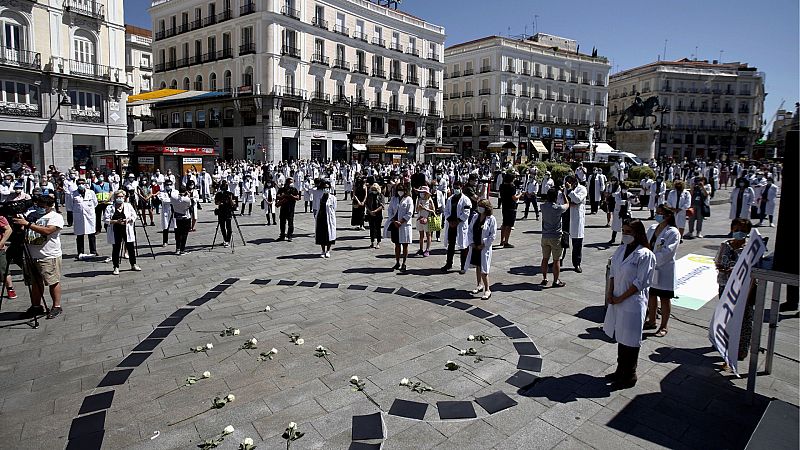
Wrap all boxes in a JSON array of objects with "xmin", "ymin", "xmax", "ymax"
[
  {"xmin": 714, "ymin": 219, "xmax": 754, "ymax": 362},
  {"xmin": 604, "ymin": 219, "xmax": 656, "ymax": 388}
]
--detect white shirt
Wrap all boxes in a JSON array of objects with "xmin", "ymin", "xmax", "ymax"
[{"xmin": 26, "ymin": 210, "xmax": 64, "ymax": 259}]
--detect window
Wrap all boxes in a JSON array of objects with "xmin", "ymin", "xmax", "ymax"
[
  {"xmin": 314, "ymin": 38, "xmax": 324, "ymax": 57},
  {"xmin": 210, "ymin": 72, "xmax": 217, "ymax": 90},
  {"xmin": 171, "ymin": 112, "xmax": 180, "ymax": 127},
  {"xmin": 73, "ymin": 36, "xmax": 95, "ymax": 63},
  {"xmin": 242, "ymin": 67, "xmax": 253, "ymax": 87},
  {"xmin": 224, "ymin": 70, "xmax": 232, "ymax": 91},
  {"xmin": 242, "ymin": 26, "xmax": 253, "ymax": 45},
  {"xmin": 195, "ymin": 110, "xmax": 206, "ymax": 127},
  {"xmin": 208, "ymin": 35, "xmax": 216, "ymax": 53},
  {"xmin": 311, "ymin": 111, "xmax": 326, "ymax": 129},
  {"xmin": 183, "ymin": 111, "xmax": 193, "ymax": 127},
  {"xmin": 68, "ymin": 90, "xmax": 102, "ymax": 112},
  {"xmin": 2, "ymin": 16, "xmax": 25, "ymax": 52},
  {"xmin": 183, "ymin": 77, "xmax": 190, "ymax": 90},
  {"xmin": 194, "ymin": 75, "xmax": 203, "ymax": 90}
]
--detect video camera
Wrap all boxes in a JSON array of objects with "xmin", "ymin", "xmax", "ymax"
[{"xmin": 0, "ymin": 198, "xmax": 34, "ymax": 218}]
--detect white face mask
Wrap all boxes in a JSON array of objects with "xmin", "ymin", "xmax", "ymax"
[
  {"xmin": 397, "ymin": 191, "xmax": 405, "ymax": 197},
  {"xmin": 621, "ymin": 234, "xmax": 635, "ymax": 245},
  {"xmin": 323, "ymin": 188, "xmax": 331, "ymax": 194},
  {"xmin": 478, "ymin": 206, "xmax": 486, "ymax": 214}
]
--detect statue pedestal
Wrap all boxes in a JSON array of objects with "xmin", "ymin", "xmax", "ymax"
[{"xmin": 615, "ymin": 129, "xmax": 659, "ymax": 160}]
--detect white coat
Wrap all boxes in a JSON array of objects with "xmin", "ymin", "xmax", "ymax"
[
  {"xmin": 157, "ymin": 189, "xmax": 176, "ymax": 230},
  {"xmin": 567, "ymin": 184, "xmax": 587, "ymax": 239},
  {"xmin": 442, "ymin": 194, "xmax": 472, "ymax": 250},
  {"xmin": 648, "ymin": 181, "xmax": 666, "ymax": 210},
  {"xmin": 464, "ymin": 214, "xmax": 497, "ymax": 274},
  {"xmin": 646, "ymin": 224, "xmax": 681, "ymax": 291},
  {"xmin": 71, "ymin": 189, "xmax": 98, "ymax": 236},
  {"xmin": 611, "ymin": 191, "xmax": 635, "ymax": 232},
  {"xmin": 666, "ymin": 189, "xmax": 692, "ymax": 228},
  {"xmin": 729, "ymin": 186, "xmax": 755, "ymax": 219},
  {"xmin": 590, "ymin": 174, "xmax": 607, "ymax": 202},
  {"xmin": 104, "ymin": 202, "xmax": 138, "ymax": 244},
  {"xmin": 262, "ymin": 187, "xmax": 277, "ymax": 214},
  {"xmin": 383, "ymin": 195, "xmax": 414, "ymax": 244},
  {"xmin": 603, "ymin": 244, "xmax": 655, "ymax": 347},
  {"xmin": 198, "ymin": 172, "xmax": 212, "ymax": 197},
  {"xmin": 758, "ymin": 184, "xmax": 778, "ymax": 216},
  {"xmin": 315, "ymin": 194, "xmax": 337, "ymax": 242}
]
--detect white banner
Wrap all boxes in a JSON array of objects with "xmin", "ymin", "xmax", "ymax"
[
  {"xmin": 673, "ymin": 254, "xmax": 719, "ymax": 310},
  {"xmin": 708, "ymin": 230, "xmax": 765, "ymax": 375}
]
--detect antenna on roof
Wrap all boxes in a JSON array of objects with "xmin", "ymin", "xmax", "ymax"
[
  {"xmin": 534, "ymin": 15, "xmax": 539, "ymax": 35},
  {"xmin": 719, "ymin": 49, "xmax": 724, "ymax": 63},
  {"xmin": 663, "ymin": 39, "xmax": 668, "ymax": 61},
  {"xmin": 694, "ymin": 46, "xmax": 699, "ymax": 61}
]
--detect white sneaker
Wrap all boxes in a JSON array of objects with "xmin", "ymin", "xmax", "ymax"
[
  {"xmin": 697, "ymin": 233, "xmax": 703, "ymax": 238},
  {"xmin": 325, "ymin": 251, "xmax": 331, "ymax": 258},
  {"xmin": 320, "ymin": 253, "xmax": 326, "ymax": 258},
  {"xmin": 131, "ymin": 264, "xmax": 142, "ymax": 271},
  {"xmin": 769, "ymin": 223, "xmax": 774, "ymax": 227},
  {"xmin": 112, "ymin": 268, "xmax": 119, "ymax": 275}
]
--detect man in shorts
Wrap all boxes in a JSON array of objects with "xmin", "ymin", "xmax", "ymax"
[
  {"xmin": 12, "ymin": 194, "xmax": 64, "ymax": 319},
  {"xmin": 540, "ymin": 188, "xmax": 568, "ymax": 287}
]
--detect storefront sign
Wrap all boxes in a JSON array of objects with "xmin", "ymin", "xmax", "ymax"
[
  {"xmin": 138, "ymin": 145, "xmax": 216, "ymax": 155},
  {"xmin": 183, "ymin": 157, "xmax": 203, "ymax": 174},
  {"xmin": 138, "ymin": 156, "xmax": 155, "ymax": 164}
]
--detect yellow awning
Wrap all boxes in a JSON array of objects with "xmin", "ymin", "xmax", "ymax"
[
  {"xmin": 531, "ymin": 140, "xmax": 549, "ymax": 154},
  {"xmin": 128, "ymin": 89, "xmax": 187, "ymax": 102}
]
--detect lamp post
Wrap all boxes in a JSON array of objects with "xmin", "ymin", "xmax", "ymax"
[
  {"xmin": 725, "ymin": 118, "xmax": 736, "ymax": 159},
  {"xmin": 657, "ymin": 106, "xmax": 670, "ymax": 159}
]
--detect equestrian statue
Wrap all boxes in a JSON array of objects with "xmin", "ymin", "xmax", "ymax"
[{"xmin": 617, "ymin": 94, "xmax": 661, "ymax": 129}]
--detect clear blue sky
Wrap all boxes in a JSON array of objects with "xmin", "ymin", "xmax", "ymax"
[{"xmin": 126, "ymin": 0, "xmax": 799, "ymax": 126}]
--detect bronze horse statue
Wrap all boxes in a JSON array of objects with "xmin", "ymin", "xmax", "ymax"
[{"xmin": 617, "ymin": 96, "xmax": 660, "ymax": 129}]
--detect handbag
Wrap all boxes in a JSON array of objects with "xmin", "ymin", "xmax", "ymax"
[
  {"xmin": 428, "ymin": 214, "xmax": 443, "ymax": 232},
  {"xmin": 686, "ymin": 207, "xmax": 696, "ymax": 219},
  {"xmin": 702, "ymin": 203, "xmax": 711, "ymax": 218},
  {"xmin": 417, "ymin": 217, "xmax": 428, "ymax": 225}
]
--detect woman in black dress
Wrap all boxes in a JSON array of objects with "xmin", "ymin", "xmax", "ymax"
[
  {"xmin": 351, "ymin": 176, "xmax": 367, "ymax": 230},
  {"xmin": 498, "ymin": 172, "xmax": 521, "ymax": 248},
  {"xmin": 315, "ymin": 181, "xmax": 337, "ymax": 258},
  {"xmin": 365, "ymin": 183, "xmax": 385, "ymax": 249}
]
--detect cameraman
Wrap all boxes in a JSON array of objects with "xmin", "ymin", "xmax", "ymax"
[
  {"xmin": 214, "ymin": 181, "xmax": 235, "ymax": 247},
  {"xmin": 12, "ymin": 194, "xmax": 64, "ymax": 319}
]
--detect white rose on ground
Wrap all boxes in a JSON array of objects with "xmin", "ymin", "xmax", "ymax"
[
  {"xmin": 206, "ymin": 343, "xmax": 214, "ymax": 350},
  {"xmin": 467, "ymin": 335, "xmax": 475, "ymax": 341},
  {"xmin": 400, "ymin": 378, "xmax": 410, "ymax": 386},
  {"xmin": 250, "ymin": 338, "xmax": 258, "ymax": 346},
  {"xmin": 288, "ymin": 422, "xmax": 297, "ymax": 430},
  {"xmin": 459, "ymin": 349, "xmax": 467, "ymax": 356},
  {"xmin": 264, "ymin": 306, "xmax": 271, "ymax": 311},
  {"xmin": 226, "ymin": 394, "xmax": 236, "ymax": 402},
  {"xmin": 270, "ymin": 348, "xmax": 278, "ymax": 354},
  {"xmin": 316, "ymin": 345, "xmax": 324, "ymax": 351},
  {"xmin": 350, "ymin": 376, "xmax": 359, "ymax": 383},
  {"xmin": 296, "ymin": 338, "xmax": 304, "ymax": 345},
  {"xmin": 202, "ymin": 371, "xmax": 211, "ymax": 378},
  {"xmin": 233, "ymin": 329, "xmax": 240, "ymax": 336},
  {"xmin": 446, "ymin": 360, "xmax": 455, "ymax": 365},
  {"xmin": 223, "ymin": 425, "xmax": 235, "ymax": 434},
  {"xmin": 243, "ymin": 437, "xmax": 254, "ymax": 446}
]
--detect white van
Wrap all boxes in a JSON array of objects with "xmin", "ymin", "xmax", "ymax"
[{"xmin": 573, "ymin": 142, "xmax": 643, "ymax": 167}]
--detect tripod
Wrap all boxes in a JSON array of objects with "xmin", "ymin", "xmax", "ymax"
[
  {"xmin": 136, "ymin": 212, "xmax": 156, "ymax": 259},
  {"xmin": 208, "ymin": 211, "xmax": 246, "ymax": 254},
  {"xmin": 0, "ymin": 240, "xmax": 48, "ymax": 329}
]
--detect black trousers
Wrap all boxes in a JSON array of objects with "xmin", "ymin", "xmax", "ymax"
[
  {"xmin": 445, "ymin": 226, "xmax": 466, "ymax": 269},
  {"xmin": 175, "ymin": 217, "xmax": 191, "ymax": 252},
  {"xmin": 524, "ymin": 195, "xmax": 540, "ymax": 217},
  {"xmin": 112, "ymin": 236, "xmax": 136, "ymax": 268},
  {"xmin": 76, "ymin": 234, "xmax": 97, "ymax": 255},
  {"xmin": 368, "ymin": 215, "xmax": 383, "ymax": 242},
  {"xmin": 590, "ymin": 197, "xmax": 599, "ymax": 213},
  {"xmin": 66, "ymin": 211, "xmax": 73, "ymax": 227},
  {"xmin": 95, "ymin": 203, "xmax": 108, "ymax": 234},
  {"xmin": 279, "ymin": 207, "xmax": 295, "ymax": 238},
  {"xmin": 218, "ymin": 215, "xmax": 232, "ymax": 243},
  {"xmin": 571, "ymin": 238, "xmax": 583, "ymax": 267}
]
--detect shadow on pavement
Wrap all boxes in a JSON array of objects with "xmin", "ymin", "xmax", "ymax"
[
  {"xmin": 342, "ymin": 266, "xmax": 395, "ymax": 274},
  {"xmin": 575, "ymin": 305, "xmax": 607, "ymax": 323}
]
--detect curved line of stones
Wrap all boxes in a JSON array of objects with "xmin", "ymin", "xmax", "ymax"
[{"xmin": 64, "ymin": 277, "xmax": 543, "ymax": 450}]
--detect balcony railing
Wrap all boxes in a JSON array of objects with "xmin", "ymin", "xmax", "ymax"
[
  {"xmin": 333, "ymin": 24, "xmax": 349, "ymax": 36},
  {"xmin": 333, "ymin": 59, "xmax": 350, "ymax": 70},
  {"xmin": 218, "ymin": 9, "xmax": 233, "ymax": 22},
  {"xmin": 427, "ymin": 52, "xmax": 439, "ymax": 61},
  {"xmin": 406, "ymin": 106, "xmax": 420, "ymax": 115},
  {"xmin": 273, "ymin": 85, "xmax": 306, "ymax": 99},
  {"xmin": 427, "ymin": 110, "xmax": 441, "ymax": 117},
  {"xmin": 449, "ymin": 92, "xmax": 460, "ymax": 98},
  {"xmin": 352, "ymin": 64, "xmax": 368, "ymax": 75},
  {"xmin": 462, "ymin": 91, "xmax": 473, "ymax": 97},
  {"xmin": 450, "ymin": 71, "xmax": 460, "ymax": 78},
  {"xmin": 426, "ymin": 81, "xmax": 439, "ymax": 89},
  {"xmin": 463, "ymin": 68, "xmax": 474, "ymax": 76},
  {"xmin": 0, "ymin": 47, "xmax": 41, "ymax": 70},
  {"xmin": 480, "ymin": 65, "xmax": 491, "ymax": 73},
  {"xmin": 239, "ymin": 42, "xmax": 255, "ymax": 55},
  {"xmin": 64, "ymin": 0, "xmax": 104, "ymax": 20},
  {"xmin": 407, "ymin": 75, "xmax": 419, "ymax": 85},
  {"xmin": 353, "ymin": 31, "xmax": 368, "ymax": 42},
  {"xmin": 311, "ymin": 53, "xmax": 329, "ymax": 66},
  {"xmin": 190, "ymin": 19, "xmax": 202, "ymax": 30},
  {"xmin": 372, "ymin": 37, "xmax": 386, "ymax": 47},
  {"xmin": 371, "ymin": 101, "xmax": 387, "ymax": 110},
  {"xmin": 333, "ymin": 95, "xmax": 350, "ymax": 105},
  {"xmin": 203, "ymin": 14, "xmax": 217, "ymax": 26},
  {"xmin": 389, "ymin": 72, "xmax": 403, "ymax": 82},
  {"xmin": 533, "ymin": 92, "xmax": 543, "ymax": 99},
  {"xmin": 479, "ymin": 88, "xmax": 491, "ymax": 95},
  {"xmin": 504, "ymin": 66, "xmax": 516, "ymax": 73},
  {"xmin": 312, "ymin": 16, "xmax": 328, "ymax": 30},
  {"xmin": 61, "ymin": 59, "xmax": 121, "ymax": 82},
  {"xmin": 389, "ymin": 42, "xmax": 403, "ymax": 52},
  {"xmin": 281, "ymin": 6, "xmax": 300, "ymax": 19},
  {"xmin": 311, "ymin": 91, "xmax": 330, "ymax": 103},
  {"xmin": 533, "ymin": 71, "xmax": 542, "ymax": 78},
  {"xmin": 580, "ymin": 98, "xmax": 590, "ymax": 105},
  {"xmin": 371, "ymin": 68, "xmax": 385, "ymax": 78},
  {"xmin": 406, "ymin": 48, "xmax": 419, "ymax": 57},
  {"xmin": 0, "ymin": 102, "xmax": 40, "ymax": 118},
  {"xmin": 505, "ymin": 89, "xmax": 515, "ymax": 96},
  {"xmin": 389, "ymin": 104, "xmax": 404, "ymax": 113},
  {"xmin": 240, "ymin": 2, "xmax": 255, "ymax": 15},
  {"xmin": 281, "ymin": 45, "xmax": 300, "ymax": 59}
]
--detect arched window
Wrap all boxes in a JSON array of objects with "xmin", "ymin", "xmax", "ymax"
[
  {"xmin": 223, "ymin": 70, "xmax": 232, "ymax": 92},
  {"xmin": 209, "ymin": 72, "xmax": 217, "ymax": 91},
  {"xmin": 1, "ymin": 11, "xmax": 29, "ymax": 53},
  {"xmin": 452, "ymin": 103, "xmax": 459, "ymax": 117},
  {"xmin": 242, "ymin": 66, "xmax": 253, "ymax": 88},
  {"xmin": 183, "ymin": 77, "xmax": 190, "ymax": 90},
  {"xmin": 171, "ymin": 79, "xmax": 178, "ymax": 89},
  {"xmin": 194, "ymin": 75, "xmax": 203, "ymax": 90},
  {"xmin": 72, "ymin": 29, "xmax": 97, "ymax": 75},
  {"xmin": 160, "ymin": 81, "xmax": 167, "ymax": 89}
]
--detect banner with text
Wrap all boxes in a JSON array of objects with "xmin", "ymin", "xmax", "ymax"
[
  {"xmin": 673, "ymin": 254, "xmax": 719, "ymax": 310},
  {"xmin": 708, "ymin": 230, "xmax": 765, "ymax": 375}
]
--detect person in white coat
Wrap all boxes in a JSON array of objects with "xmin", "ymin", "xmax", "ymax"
[
  {"xmin": 239, "ymin": 175, "xmax": 256, "ymax": 215},
  {"xmin": 729, "ymin": 176, "xmax": 755, "ymax": 220},
  {"xmin": 70, "ymin": 178, "xmax": 98, "ymax": 258},
  {"xmin": 665, "ymin": 180, "xmax": 691, "ymax": 239},
  {"xmin": 609, "ymin": 186, "xmax": 634, "ymax": 243},
  {"xmin": 314, "ymin": 181, "xmax": 337, "ymax": 258},
  {"xmin": 686, "ymin": 178, "xmax": 711, "ymax": 238},
  {"xmin": 465, "ymin": 199, "xmax": 497, "ymax": 300},
  {"xmin": 522, "ymin": 167, "xmax": 540, "ymax": 220},
  {"xmin": 588, "ymin": 169, "xmax": 607, "ymax": 214},
  {"xmin": 565, "ymin": 175, "xmax": 587, "ymax": 272},
  {"xmin": 262, "ymin": 180, "xmax": 277, "ymax": 225},
  {"xmin": 198, "ymin": 169, "xmax": 212, "ymax": 202},
  {"xmin": 757, "ymin": 177, "xmax": 778, "ymax": 227},
  {"xmin": 603, "ymin": 219, "xmax": 656, "ymax": 388},
  {"xmin": 647, "ymin": 175, "xmax": 666, "ymax": 219},
  {"xmin": 157, "ymin": 180, "xmax": 176, "ymax": 246},
  {"xmin": 441, "ymin": 180, "xmax": 472, "ymax": 273},
  {"xmin": 383, "ymin": 184, "xmax": 413, "ymax": 272},
  {"xmin": 644, "ymin": 206, "xmax": 681, "ymax": 337},
  {"xmin": 104, "ymin": 190, "xmax": 141, "ymax": 275}
]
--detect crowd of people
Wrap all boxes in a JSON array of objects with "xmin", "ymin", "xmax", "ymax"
[{"xmin": 0, "ymin": 155, "xmax": 787, "ymax": 386}]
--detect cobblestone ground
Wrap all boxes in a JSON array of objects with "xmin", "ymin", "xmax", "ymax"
[{"xmin": 0, "ymin": 187, "xmax": 795, "ymax": 450}]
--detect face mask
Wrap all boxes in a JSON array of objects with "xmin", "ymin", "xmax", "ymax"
[
  {"xmin": 115, "ymin": 197, "xmax": 125, "ymax": 205},
  {"xmin": 397, "ymin": 191, "xmax": 405, "ymax": 197},
  {"xmin": 98, "ymin": 177, "xmax": 104, "ymax": 182},
  {"xmin": 654, "ymin": 214, "xmax": 664, "ymax": 223},
  {"xmin": 732, "ymin": 231, "xmax": 748, "ymax": 240},
  {"xmin": 323, "ymin": 188, "xmax": 331, "ymax": 194},
  {"xmin": 371, "ymin": 189, "xmax": 379, "ymax": 194},
  {"xmin": 34, "ymin": 206, "xmax": 46, "ymax": 215},
  {"xmin": 738, "ymin": 183, "xmax": 745, "ymax": 187},
  {"xmin": 453, "ymin": 189, "xmax": 462, "ymax": 195},
  {"xmin": 478, "ymin": 206, "xmax": 486, "ymax": 214},
  {"xmin": 621, "ymin": 234, "xmax": 635, "ymax": 245},
  {"xmin": 165, "ymin": 185, "xmax": 172, "ymax": 191}
]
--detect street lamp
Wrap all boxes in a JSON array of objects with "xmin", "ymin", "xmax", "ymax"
[
  {"xmin": 657, "ymin": 106, "xmax": 670, "ymax": 159},
  {"xmin": 725, "ymin": 118, "xmax": 737, "ymax": 159}
]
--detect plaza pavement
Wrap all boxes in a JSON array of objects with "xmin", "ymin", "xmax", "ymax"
[{"xmin": 0, "ymin": 186, "xmax": 795, "ymax": 450}]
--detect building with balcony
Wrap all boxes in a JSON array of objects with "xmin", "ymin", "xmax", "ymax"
[
  {"xmin": 767, "ymin": 105, "xmax": 797, "ymax": 158},
  {"xmin": 149, "ymin": 0, "xmax": 445, "ymax": 163},
  {"xmin": 607, "ymin": 58, "xmax": 766, "ymax": 160},
  {"xmin": 125, "ymin": 25, "xmax": 155, "ymax": 143},
  {"xmin": 0, "ymin": 0, "xmax": 129, "ymax": 172},
  {"xmin": 442, "ymin": 34, "xmax": 610, "ymax": 160}
]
